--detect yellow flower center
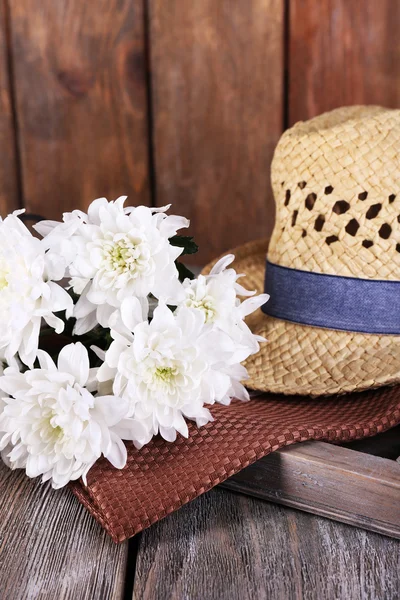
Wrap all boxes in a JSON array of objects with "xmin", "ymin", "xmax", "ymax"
[
  {"xmin": 102, "ymin": 237, "xmax": 146, "ymax": 277},
  {"xmin": 109, "ymin": 243, "xmax": 134, "ymax": 269},
  {"xmin": 154, "ymin": 366, "xmax": 176, "ymax": 383},
  {"xmin": 186, "ymin": 295, "xmax": 216, "ymax": 323}
]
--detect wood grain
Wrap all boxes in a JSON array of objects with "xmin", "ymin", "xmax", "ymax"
[
  {"xmin": 222, "ymin": 441, "xmax": 400, "ymax": 539},
  {"xmin": 133, "ymin": 488, "xmax": 400, "ymax": 600},
  {"xmin": 8, "ymin": 0, "xmax": 150, "ymax": 218},
  {"xmin": 289, "ymin": 0, "xmax": 400, "ymax": 123},
  {"xmin": 0, "ymin": 0, "xmax": 19, "ymax": 214},
  {"xmin": 149, "ymin": 0, "xmax": 284, "ymax": 264},
  {"xmin": 0, "ymin": 461, "xmax": 128, "ymax": 600}
]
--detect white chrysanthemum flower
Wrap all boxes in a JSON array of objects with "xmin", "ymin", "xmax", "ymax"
[
  {"xmin": 0, "ymin": 353, "xmax": 10, "ymax": 467},
  {"xmin": 0, "ymin": 212, "xmax": 73, "ymax": 367},
  {"xmin": 0, "ymin": 352, "xmax": 5, "ymax": 378},
  {"xmin": 0, "ymin": 353, "xmax": 6, "ymax": 421},
  {"xmin": 181, "ymin": 254, "xmax": 269, "ymax": 361},
  {"xmin": 35, "ymin": 197, "xmax": 189, "ymax": 335},
  {"xmin": 97, "ymin": 299, "xmax": 254, "ymax": 443},
  {"xmin": 0, "ymin": 343, "xmax": 148, "ymax": 488}
]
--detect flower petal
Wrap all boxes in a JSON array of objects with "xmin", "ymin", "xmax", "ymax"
[
  {"xmin": 104, "ymin": 431, "xmax": 127, "ymax": 469},
  {"xmin": 57, "ymin": 342, "xmax": 90, "ymax": 386}
]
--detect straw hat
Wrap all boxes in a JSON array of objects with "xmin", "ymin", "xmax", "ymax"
[{"xmin": 204, "ymin": 106, "xmax": 400, "ymax": 396}]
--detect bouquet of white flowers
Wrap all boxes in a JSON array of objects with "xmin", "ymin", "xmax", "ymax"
[{"xmin": 0, "ymin": 198, "xmax": 268, "ymax": 489}]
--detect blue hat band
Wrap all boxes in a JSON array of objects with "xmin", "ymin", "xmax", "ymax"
[{"xmin": 262, "ymin": 260, "xmax": 400, "ymax": 335}]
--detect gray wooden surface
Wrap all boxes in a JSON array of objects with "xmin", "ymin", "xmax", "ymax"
[
  {"xmin": 1, "ymin": 454, "xmax": 400, "ymax": 599},
  {"xmin": 133, "ymin": 488, "xmax": 400, "ymax": 600},
  {"xmin": 0, "ymin": 462, "xmax": 128, "ymax": 600}
]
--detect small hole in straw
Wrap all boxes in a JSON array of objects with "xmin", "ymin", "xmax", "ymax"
[
  {"xmin": 379, "ymin": 223, "xmax": 392, "ymax": 239},
  {"xmin": 396, "ymin": 243, "xmax": 400, "ymax": 253},
  {"xmin": 366, "ymin": 204, "xmax": 382, "ymax": 219},
  {"xmin": 345, "ymin": 218, "xmax": 360, "ymax": 236},
  {"xmin": 362, "ymin": 240, "xmax": 373, "ymax": 249},
  {"xmin": 389, "ymin": 194, "xmax": 396, "ymax": 204},
  {"xmin": 305, "ymin": 193, "xmax": 317, "ymax": 210},
  {"xmin": 326, "ymin": 235, "xmax": 339, "ymax": 245},
  {"xmin": 324, "ymin": 185, "xmax": 334, "ymax": 195},
  {"xmin": 285, "ymin": 190, "xmax": 291, "ymax": 206},
  {"xmin": 291, "ymin": 210, "xmax": 298, "ymax": 226},
  {"xmin": 358, "ymin": 191, "xmax": 368, "ymax": 201},
  {"xmin": 332, "ymin": 200, "xmax": 350, "ymax": 215},
  {"xmin": 314, "ymin": 215, "xmax": 325, "ymax": 231},
  {"xmin": 302, "ymin": 229, "xmax": 307, "ymax": 237},
  {"xmin": 298, "ymin": 181, "xmax": 307, "ymax": 189}
]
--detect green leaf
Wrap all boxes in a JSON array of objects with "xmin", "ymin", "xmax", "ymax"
[
  {"xmin": 176, "ymin": 262, "xmax": 196, "ymax": 281},
  {"xmin": 170, "ymin": 235, "xmax": 199, "ymax": 256}
]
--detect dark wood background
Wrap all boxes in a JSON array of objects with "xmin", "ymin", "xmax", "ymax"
[{"xmin": 0, "ymin": 0, "xmax": 398, "ymax": 264}]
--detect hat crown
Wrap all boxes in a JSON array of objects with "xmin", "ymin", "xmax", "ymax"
[{"xmin": 269, "ymin": 106, "xmax": 400, "ymax": 280}]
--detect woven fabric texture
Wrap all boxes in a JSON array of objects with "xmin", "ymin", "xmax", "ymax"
[{"xmin": 70, "ymin": 385, "xmax": 400, "ymax": 543}]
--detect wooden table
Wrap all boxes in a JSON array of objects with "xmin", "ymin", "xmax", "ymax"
[{"xmin": 1, "ymin": 459, "xmax": 399, "ymax": 600}]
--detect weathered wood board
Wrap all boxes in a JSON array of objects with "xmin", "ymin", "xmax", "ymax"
[
  {"xmin": 1, "ymin": 435, "xmax": 399, "ymax": 599},
  {"xmin": 0, "ymin": 461, "xmax": 128, "ymax": 600},
  {"xmin": 133, "ymin": 487, "xmax": 400, "ymax": 600},
  {"xmin": 222, "ymin": 438, "xmax": 400, "ymax": 539}
]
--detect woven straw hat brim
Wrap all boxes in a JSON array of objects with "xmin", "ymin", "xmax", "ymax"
[{"xmin": 203, "ymin": 239, "xmax": 400, "ymax": 397}]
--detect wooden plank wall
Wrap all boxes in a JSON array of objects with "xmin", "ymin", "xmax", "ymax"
[
  {"xmin": 289, "ymin": 0, "xmax": 400, "ymax": 124},
  {"xmin": 148, "ymin": 0, "xmax": 284, "ymax": 264},
  {"xmin": 0, "ymin": 0, "xmax": 398, "ymax": 263},
  {"xmin": 0, "ymin": 2, "xmax": 19, "ymax": 214},
  {"xmin": 8, "ymin": 0, "xmax": 150, "ymax": 217}
]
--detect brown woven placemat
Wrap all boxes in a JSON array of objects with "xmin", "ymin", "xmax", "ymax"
[{"xmin": 70, "ymin": 386, "xmax": 400, "ymax": 542}]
